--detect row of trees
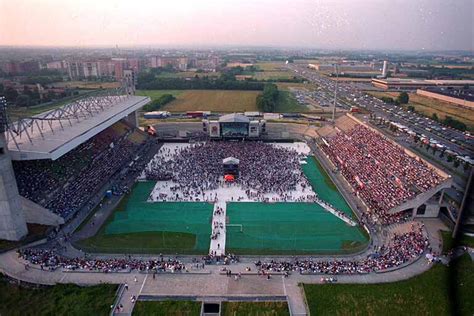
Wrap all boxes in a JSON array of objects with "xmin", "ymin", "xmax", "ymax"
[
  {"xmin": 256, "ymin": 84, "xmax": 279, "ymax": 112},
  {"xmin": 138, "ymin": 77, "xmax": 265, "ymax": 91},
  {"xmin": 431, "ymin": 113, "xmax": 468, "ymax": 131},
  {"xmin": 379, "ymin": 92, "xmax": 409, "ymax": 105},
  {"xmin": 142, "ymin": 94, "xmax": 175, "ymax": 111},
  {"xmin": 1, "ymin": 84, "xmax": 77, "ymax": 107}
]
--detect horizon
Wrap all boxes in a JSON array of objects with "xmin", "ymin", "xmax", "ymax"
[{"xmin": 1, "ymin": 0, "xmax": 472, "ymax": 51}]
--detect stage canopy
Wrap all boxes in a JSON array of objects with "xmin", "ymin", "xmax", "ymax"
[{"xmin": 223, "ymin": 157, "xmax": 240, "ymax": 165}]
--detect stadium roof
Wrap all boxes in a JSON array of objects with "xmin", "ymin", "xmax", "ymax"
[
  {"xmin": 6, "ymin": 94, "xmax": 150, "ymax": 160},
  {"xmin": 219, "ymin": 113, "xmax": 250, "ymax": 123}
]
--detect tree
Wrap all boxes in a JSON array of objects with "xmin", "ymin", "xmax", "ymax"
[
  {"xmin": 256, "ymin": 83, "xmax": 279, "ymax": 112},
  {"xmin": 453, "ymin": 159, "xmax": 460, "ymax": 168},
  {"xmin": 397, "ymin": 92, "xmax": 409, "ymax": 104},
  {"xmin": 407, "ymin": 105, "xmax": 415, "ymax": 112},
  {"xmin": 432, "ymin": 113, "xmax": 439, "ymax": 121},
  {"xmin": 4, "ymin": 87, "xmax": 18, "ymax": 103},
  {"xmin": 16, "ymin": 94, "xmax": 31, "ymax": 107}
]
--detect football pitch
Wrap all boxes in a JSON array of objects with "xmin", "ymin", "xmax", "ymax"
[{"xmin": 79, "ymin": 155, "xmax": 368, "ymax": 255}]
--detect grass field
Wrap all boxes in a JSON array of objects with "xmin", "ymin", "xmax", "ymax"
[
  {"xmin": 162, "ymin": 90, "xmax": 260, "ymax": 112},
  {"xmin": 274, "ymin": 90, "xmax": 308, "ymax": 112},
  {"xmin": 0, "ymin": 224, "xmax": 49, "ymax": 252},
  {"xmin": 255, "ymin": 62, "xmax": 287, "ymax": 71},
  {"xmin": 136, "ymin": 89, "xmax": 184, "ymax": 101},
  {"xmin": 275, "ymin": 82, "xmax": 313, "ymax": 91},
  {"xmin": 225, "ymin": 156, "xmax": 367, "ymax": 255},
  {"xmin": 76, "ymin": 182, "xmax": 213, "ymax": 254},
  {"xmin": 133, "ymin": 300, "xmax": 201, "ymax": 316},
  {"xmin": 303, "ymin": 254, "xmax": 474, "ymax": 315},
  {"xmin": 367, "ymin": 91, "xmax": 474, "ymax": 131},
  {"xmin": 0, "ymin": 277, "xmax": 117, "ymax": 315},
  {"xmin": 253, "ymin": 71, "xmax": 295, "ymax": 80},
  {"xmin": 441, "ymin": 230, "xmax": 474, "ymax": 253},
  {"xmin": 221, "ymin": 302, "xmax": 290, "ymax": 316}
]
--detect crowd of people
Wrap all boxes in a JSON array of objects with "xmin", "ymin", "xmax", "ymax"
[
  {"xmin": 255, "ymin": 223, "xmax": 428, "ymax": 275},
  {"xmin": 13, "ymin": 122, "xmax": 147, "ymax": 219},
  {"xmin": 18, "ymin": 248, "xmax": 186, "ymax": 273},
  {"xmin": 144, "ymin": 141, "xmax": 316, "ymax": 202},
  {"xmin": 322, "ymin": 125, "xmax": 443, "ymax": 225}
]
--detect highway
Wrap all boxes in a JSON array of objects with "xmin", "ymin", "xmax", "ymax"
[{"xmin": 287, "ymin": 63, "xmax": 474, "ymax": 161}]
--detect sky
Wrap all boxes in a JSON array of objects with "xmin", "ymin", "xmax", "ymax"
[{"xmin": 0, "ymin": 0, "xmax": 472, "ymax": 50}]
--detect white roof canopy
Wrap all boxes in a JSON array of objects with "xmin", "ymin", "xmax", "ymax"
[{"xmin": 223, "ymin": 157, "xmax": 240, "ymax": 165}]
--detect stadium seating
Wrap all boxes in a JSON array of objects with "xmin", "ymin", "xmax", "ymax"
[
  {"xmin": 13, "ymin": 121, "xmax": 147, "ymax": 219},
  {"xmin": 321, "ymin": 124, "xmax": 443, "ymax": 225}
]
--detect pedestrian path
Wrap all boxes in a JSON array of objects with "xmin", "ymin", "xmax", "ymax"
[
  {"xmin": 284, "ymin": 278, "xmax": 308, "ymax": 316},
  {"xmin": 113, "ymin": 274, "xmax": 147, "ymax": 315},
  {"xmin": 209, "ymin": 201, "xmax": 226, "ymax": 256},
  {"xmin": 315, "ymin": 199, "xmax": 357, "ymax": 226}
]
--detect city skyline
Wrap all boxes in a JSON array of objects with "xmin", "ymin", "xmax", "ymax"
[{"xmin": 1, "ymin": 0, "xmax": 472, "ymax": 51}]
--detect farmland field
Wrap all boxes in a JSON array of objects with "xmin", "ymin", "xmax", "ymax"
[
  {"xmin": 255, "ymin": 62, "xmax": 287, "ymax": 71},
  {"xmin": 162, "ymin": 90, "xmax": 260, "ymax": 112},
  {"xmin": 253, "ymin": 71, "xmax": 295, "ymax": 80},
  {"xmin": 136, "ymin": 89, "xmax": 183, "ymax": 101}
]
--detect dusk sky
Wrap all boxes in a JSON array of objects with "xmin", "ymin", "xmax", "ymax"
[{"xmin": 0, "ymin": 0, "xmax": 472, "ymax": 50}]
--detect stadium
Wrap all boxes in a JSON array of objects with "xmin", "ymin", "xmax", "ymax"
[{"xmin": 0, "ymin": 88, "xmax": 463, "ymax": 315}]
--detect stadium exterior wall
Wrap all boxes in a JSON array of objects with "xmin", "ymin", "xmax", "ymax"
[{"xmin": 0, "ymin": 135, "xmax": 28, "ymax": 241}]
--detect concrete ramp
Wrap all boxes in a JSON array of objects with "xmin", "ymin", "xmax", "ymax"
[
  {"xmin": 389, "ymin": 178, "xmax": 453, "ymax": 214},
  {"xmin": 21, "ymin": 196, "xmax": 64, "ymax": 226}
]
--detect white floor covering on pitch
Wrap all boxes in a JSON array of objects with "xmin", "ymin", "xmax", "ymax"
[{"xmin": 145, "ymin": 142, "xmax": 318, "ymax": 203}]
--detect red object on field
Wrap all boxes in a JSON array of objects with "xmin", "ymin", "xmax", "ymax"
[
  {"xmin": 147, "ymin": 125, "xmax": 156, "ymax": 136},
  {"xmin": 224, "ymin": 174, "xmax": 235, "ymax": 182}
]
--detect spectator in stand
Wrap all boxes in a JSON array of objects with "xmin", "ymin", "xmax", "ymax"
[{"xmin": 321, "ymin": 125, "xmax": 443, "ymax": 225}]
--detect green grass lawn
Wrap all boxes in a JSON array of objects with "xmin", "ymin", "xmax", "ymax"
[
  {"xmin": 0, "ymin": 276, "xmax": 117, "ymax": 316},
  {"xmin": 303, "ymin": 254, "xmax": 474, "ymax": 315},
  {"xmin": 133, "ymin": 300, "xmax": 201, "ymax": 316},
  {"xmin": 136, "ymin": 90, "xmax": 184, "ymax": 102},
  {"xmin": 76, "ymin": 231, "xmax": 197, "ymax": 254},
  {"xmin": 0, "ymin": 224, "xmax": 49, "ymax": 252},
  {"xmin": 221, "ymin": 302, "xmax": 290, "ymax": 316},
  {"xmin": 274, "ymin": 91, "xmax": 308, "ymax": 113},
  {"xmin": 75, "ymin": 182, "xmax": 213, "ymax": 254},
  {"xmin": 441, "ymin": 230, "xmax": 474, "ymax": 253}
]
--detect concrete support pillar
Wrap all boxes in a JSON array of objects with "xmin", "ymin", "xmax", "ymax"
[
  {"xmin": 438, "ymin": 189, "xmax": 445, "ymax": 205},
  {"xmin": 0, "ymin": 135, "xmax": 28, "ymax": 241},
  {"xmin": 126, "ymin": 111, "xmax": 138, "ymax": 128}
]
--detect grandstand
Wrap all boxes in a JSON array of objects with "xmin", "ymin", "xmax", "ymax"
[
  {"xmin": 317, "ymin": 114, "xmax": 452, "ymax": 225},
  {"xmin": 0, "ymin": 89, "xmax": 151, "ymax": 240},
  {"xmin": 6, "ymin": 91, "xmax": 149, "ymax": 160}
]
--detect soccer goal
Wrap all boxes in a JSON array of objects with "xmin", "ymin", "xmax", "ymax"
[{"xmin": 226, "ymin": 224, "xmax": 243, "ymax": 232}]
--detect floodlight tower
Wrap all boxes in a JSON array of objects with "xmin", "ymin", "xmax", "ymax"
[
  {"xmin": 382, "ymin": 60, "xmax": 388, "ymax": 78},
  {"xmin": 0, "ymin": 96, "xmax": 28, "ymax": 241},
  {"xmin": 332, "ymin": 63, "xmax": 339, "ymax": 123}
]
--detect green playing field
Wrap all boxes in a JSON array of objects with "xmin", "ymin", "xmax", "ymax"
[
  {"xmin": 88, "ymin": 154, "xmax": 367, "ymax": 255},
  {"xmin": 101, "ymin": 182, "xmax": 214, "ymax": 253}
]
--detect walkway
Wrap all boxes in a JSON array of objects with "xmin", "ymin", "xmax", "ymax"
[
  {"xmin": 315, "ymin": 199, "xmax": 357, "ymax": 226},
  {"xmin": 113, "ymin": 274, "xmax": 147, "ymax": 316},
  {"xmin": 209, "ymin": 201, "xmax": 226, "ymax": 256}
]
